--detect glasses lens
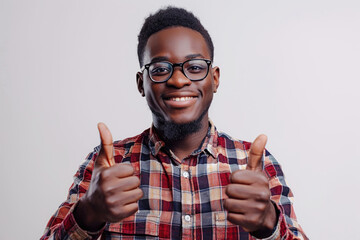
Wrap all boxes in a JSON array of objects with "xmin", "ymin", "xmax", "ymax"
[
  {"xmin": 184, "ymin": 59, "xmax": 209, "ymax": 80},
  {"xmin": 148, "ymin": 62, "xmax": 172, "ymax": 82}
]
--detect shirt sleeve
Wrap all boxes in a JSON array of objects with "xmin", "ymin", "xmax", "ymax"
[
  {"xmin": 40, "ymin": 150, "xmax": 103, "ymax": 240},
  {"xmin": 255, "ymin": 151, "xmax": 308, "ymax": 240}
]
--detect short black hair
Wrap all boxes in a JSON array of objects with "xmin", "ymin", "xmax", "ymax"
[{"xmin": 137, "ymin": 6, "xmax": 214, "ymax": 67}]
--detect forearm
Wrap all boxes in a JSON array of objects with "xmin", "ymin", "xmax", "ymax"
[
  {"xmin": 270, "ymin": 206, "xmax": 307, "ymax": 240},
  {"xmin": 41, "ymin": 151, "xmax": 102, "ymax": 239},
  {"xmin": 40, "ymin": 202, "xmax": 104, "ymax": 240},
  {"xmin": 261, "ymin": 154, "xmax": 308, "ymax": 240}
]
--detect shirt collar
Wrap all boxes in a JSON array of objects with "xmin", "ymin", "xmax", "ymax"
[
  {"xmin": 148, "ymin": 126, "xmax": 165, "ymax": 157},
  {"xmin": 202, "ymin": 119, "xmax": 218, "ymax": 159},
  {"xmin": 148, "ymin": 119, "xmax": 218, "ymax": 159}
]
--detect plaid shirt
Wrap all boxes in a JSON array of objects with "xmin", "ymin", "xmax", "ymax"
[{"xmin": 42, "ymin": 121, "xmax": 307, "ymax": 240}]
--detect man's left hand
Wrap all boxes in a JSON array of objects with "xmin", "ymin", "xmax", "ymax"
[{"xmin": 224, "ymin": 134, "xmax": 277, "ymax": 237}]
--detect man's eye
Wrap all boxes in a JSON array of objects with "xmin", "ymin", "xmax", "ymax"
[
  {"xmin": 151, "ymin": 67, "xmax": 170, "ymax": 75},
  {"xmin": 187, "ymin": 65, "xmax": 205, "ymax": 73}
]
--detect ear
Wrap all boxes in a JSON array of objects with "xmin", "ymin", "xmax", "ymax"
[
  {"xmin": 136, "ymin": 72, "xmax": 145, "ymax": 97},
  {"xmin": 211, "ymin": 66, "xmax": 220, "ymax": 93}
]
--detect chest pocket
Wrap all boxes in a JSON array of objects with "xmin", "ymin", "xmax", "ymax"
[
  {"xmin": 214, "ymin": 212, "xmax": 246, "ymax": 240},
  {"xmin": 104, "ymin": 211, "xmax": 160, "ymax": 238}
]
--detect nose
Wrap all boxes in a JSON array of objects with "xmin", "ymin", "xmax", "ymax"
[{"xmin": 166, "ymin": 67, "xmax": 191, "ymax": 88}]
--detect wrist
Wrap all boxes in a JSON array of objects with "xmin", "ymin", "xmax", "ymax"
[
  {"xmin": 251, "ymin": 201, "xmax": 279, "ymax": 238},
  {"xmin": 73, "ymin": 197, "xmax": 106, "ymax": 232}
]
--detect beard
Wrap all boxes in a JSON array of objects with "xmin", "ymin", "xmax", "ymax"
[{"xmin": 150, "ymin": 107, "xmax": 209, "ymax": 142}]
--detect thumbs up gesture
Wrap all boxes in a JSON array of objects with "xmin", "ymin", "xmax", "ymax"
[
  {"xmin": 74, "ymin": 123, "xmax": 143, "ymax": 231},
  {"xmin": 224, "ymin": 135, "xmax": 277, "ymax": 237}
]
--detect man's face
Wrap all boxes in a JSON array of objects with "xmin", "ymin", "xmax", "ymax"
[{"xmin": 137, "ymin": 26, "xmax": 220, "ymax": 127}]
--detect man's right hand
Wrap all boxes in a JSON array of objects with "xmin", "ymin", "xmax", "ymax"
[{"xmin": 74, "ymin": 123, "xmax": 143, "ymax": 232}]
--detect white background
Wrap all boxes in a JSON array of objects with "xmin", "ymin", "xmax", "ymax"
[{"xmin": 1, "ymin": 0, "xmax": 359, "ymax": 239}]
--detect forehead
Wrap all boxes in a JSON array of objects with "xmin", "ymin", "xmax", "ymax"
[{"xmin": 143, "ymin": 26, "xmax": 210, "ymax": 63}]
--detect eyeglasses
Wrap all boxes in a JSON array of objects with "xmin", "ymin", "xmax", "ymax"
[{"xmin": 141, "ymin": 59, "xmax": 212, "ymax": 83}]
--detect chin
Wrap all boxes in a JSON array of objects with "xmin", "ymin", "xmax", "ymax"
[
  {"xmin": 151, "ymin": 105, "xmax": 209, "ymax": 126},
  {"xmin": 168, "ymin": 116, "xmax": 198, "ymax": 125},
  {"xmin": 166, "ymin": 111, "xmax": 204, "ymax": 124}
]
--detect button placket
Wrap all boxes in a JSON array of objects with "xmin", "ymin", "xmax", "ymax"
[{"xmin": 180, "ymin": 160, "xmax": 193, "ymax": 232}]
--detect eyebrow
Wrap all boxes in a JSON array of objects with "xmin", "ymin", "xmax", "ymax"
[
  {"xmin": 185, "ymin": 54, "xmax": 204, "ymax": 59},
  {"xmin": 150, "ymin": 56, "xmax": 169, "ymax": 63},
  {"xmin": 150, "ymin": 54, "xmax": 205, "ymax": 64}
]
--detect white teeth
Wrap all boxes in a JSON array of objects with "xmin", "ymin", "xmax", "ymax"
[{"xmin": 171, "ymin": 97, "xmax": 194, "ymax": 102}]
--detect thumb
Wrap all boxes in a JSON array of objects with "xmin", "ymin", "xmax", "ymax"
[
  {"xmin": 246, "ymin": 134, "xmax": 267, "ymax": 171},
  {"xmin": 96, "ymin": 122, "xmax": 115, "ymax": 167}
]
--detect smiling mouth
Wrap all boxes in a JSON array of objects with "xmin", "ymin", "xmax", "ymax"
[
  {"xmin": 163, "ymin": 95, "xmax": 198, "ymax": 109},
  {"xmin": 167, "ymin": 96, "xmax": 196, "ymax": 102}
]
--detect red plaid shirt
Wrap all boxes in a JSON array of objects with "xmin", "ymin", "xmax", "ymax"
[{"xmin": 41, "ymin": 122, "xmax": 307, "ymax": 239}]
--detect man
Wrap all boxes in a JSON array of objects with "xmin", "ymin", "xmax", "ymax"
[{"xmin": 42, "ymin": 7, "xmax": 307, "ymax": 240}]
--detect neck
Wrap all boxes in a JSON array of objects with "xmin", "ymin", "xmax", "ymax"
[{"xmin": 154, "ymin": 116, "xmax": 209, "ymax": 160}]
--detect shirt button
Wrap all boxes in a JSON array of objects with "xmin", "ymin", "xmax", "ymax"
[
  {"xmin": 182, "ymin": 171, "xmax": 189, "ymax": 178},
  {"xmin": 184, "ymin": 215, "xmax": 191, "ymax": 222}
]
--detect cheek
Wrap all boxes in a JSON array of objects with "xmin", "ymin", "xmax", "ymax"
[
  {"xmin": 144, "ymin": 83, "xmax": 162, "ymax": 107},
  {"xmin": 202, "ymin": 81, "xmax": 215, "ymax": 100},
  {"xmin": 143, "ymin": 80, "xmax": 154, "ymax": 97}
]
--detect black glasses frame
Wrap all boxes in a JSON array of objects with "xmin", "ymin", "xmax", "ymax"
[{"xmin": 141, "ymin": 59, "xmax": 212, "ymax": 83}]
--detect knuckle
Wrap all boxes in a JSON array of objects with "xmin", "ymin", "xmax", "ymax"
[
  {"xmin": 255, "ymin": 203, "xmax": 267, "ymax": 212},
  {"xmin": 226, "ymin": 184, "xmax": 237, "ymax": 197},
  {"xmin": 110, "ymin": 207, "xmax": 124, "ymax": 220},
  {"xmin": 123, "ymin": 208, "xmax": 137, "ymax": 220},
  {"xmin": 119, "ymin": 205, "xmax": 138, "ymax": 219},
  {"xmin": 105, "ymin": 198, "xmax": 115, "ymax": 207},
  {"xmin": 130, "ymin": 204, "xmax": 139, "ymax": 214},
  {"xmin": 256, "ymin": 190, "xmax": 270, "ymax": 201},
  {"xmin": 120, "ymin": 163, "xmax": 134, "ymax": 173},
  {"xmin": 114, "ymin": 206, "xmax": 124, "ymax": 215},
  {"xmin": 247, "ymin": 215, "xmax": 260, "ymax": 226},
  {"xmin": 98, "ymin": 169, "xmax": 111, "ymax": 182},
  {"xmin": 103, "ymin": 185, "xmax": 114, "ymax": 195},
  {"xmin": 230, "ymin": 170, "xmax": 240, "ymax": 182},
  {"xmin": 130, "ymin": 176, "xmax": 141, "ymax": 186},
  {"xmin": 136, "ymin": 188, "xmax": 144, "ymax": 199}
]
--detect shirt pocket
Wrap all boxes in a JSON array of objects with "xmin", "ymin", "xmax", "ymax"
[
  {"xmin": 214, "ymin": 212, "xmax": 227, "ymax": 240},
  {"xmin": 105, "ymin": 211, "xmax": 160, "ymax": 238},
  {"xmin": 214, "ymin": 212, "xmax": 243, "ymax": 240}
]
